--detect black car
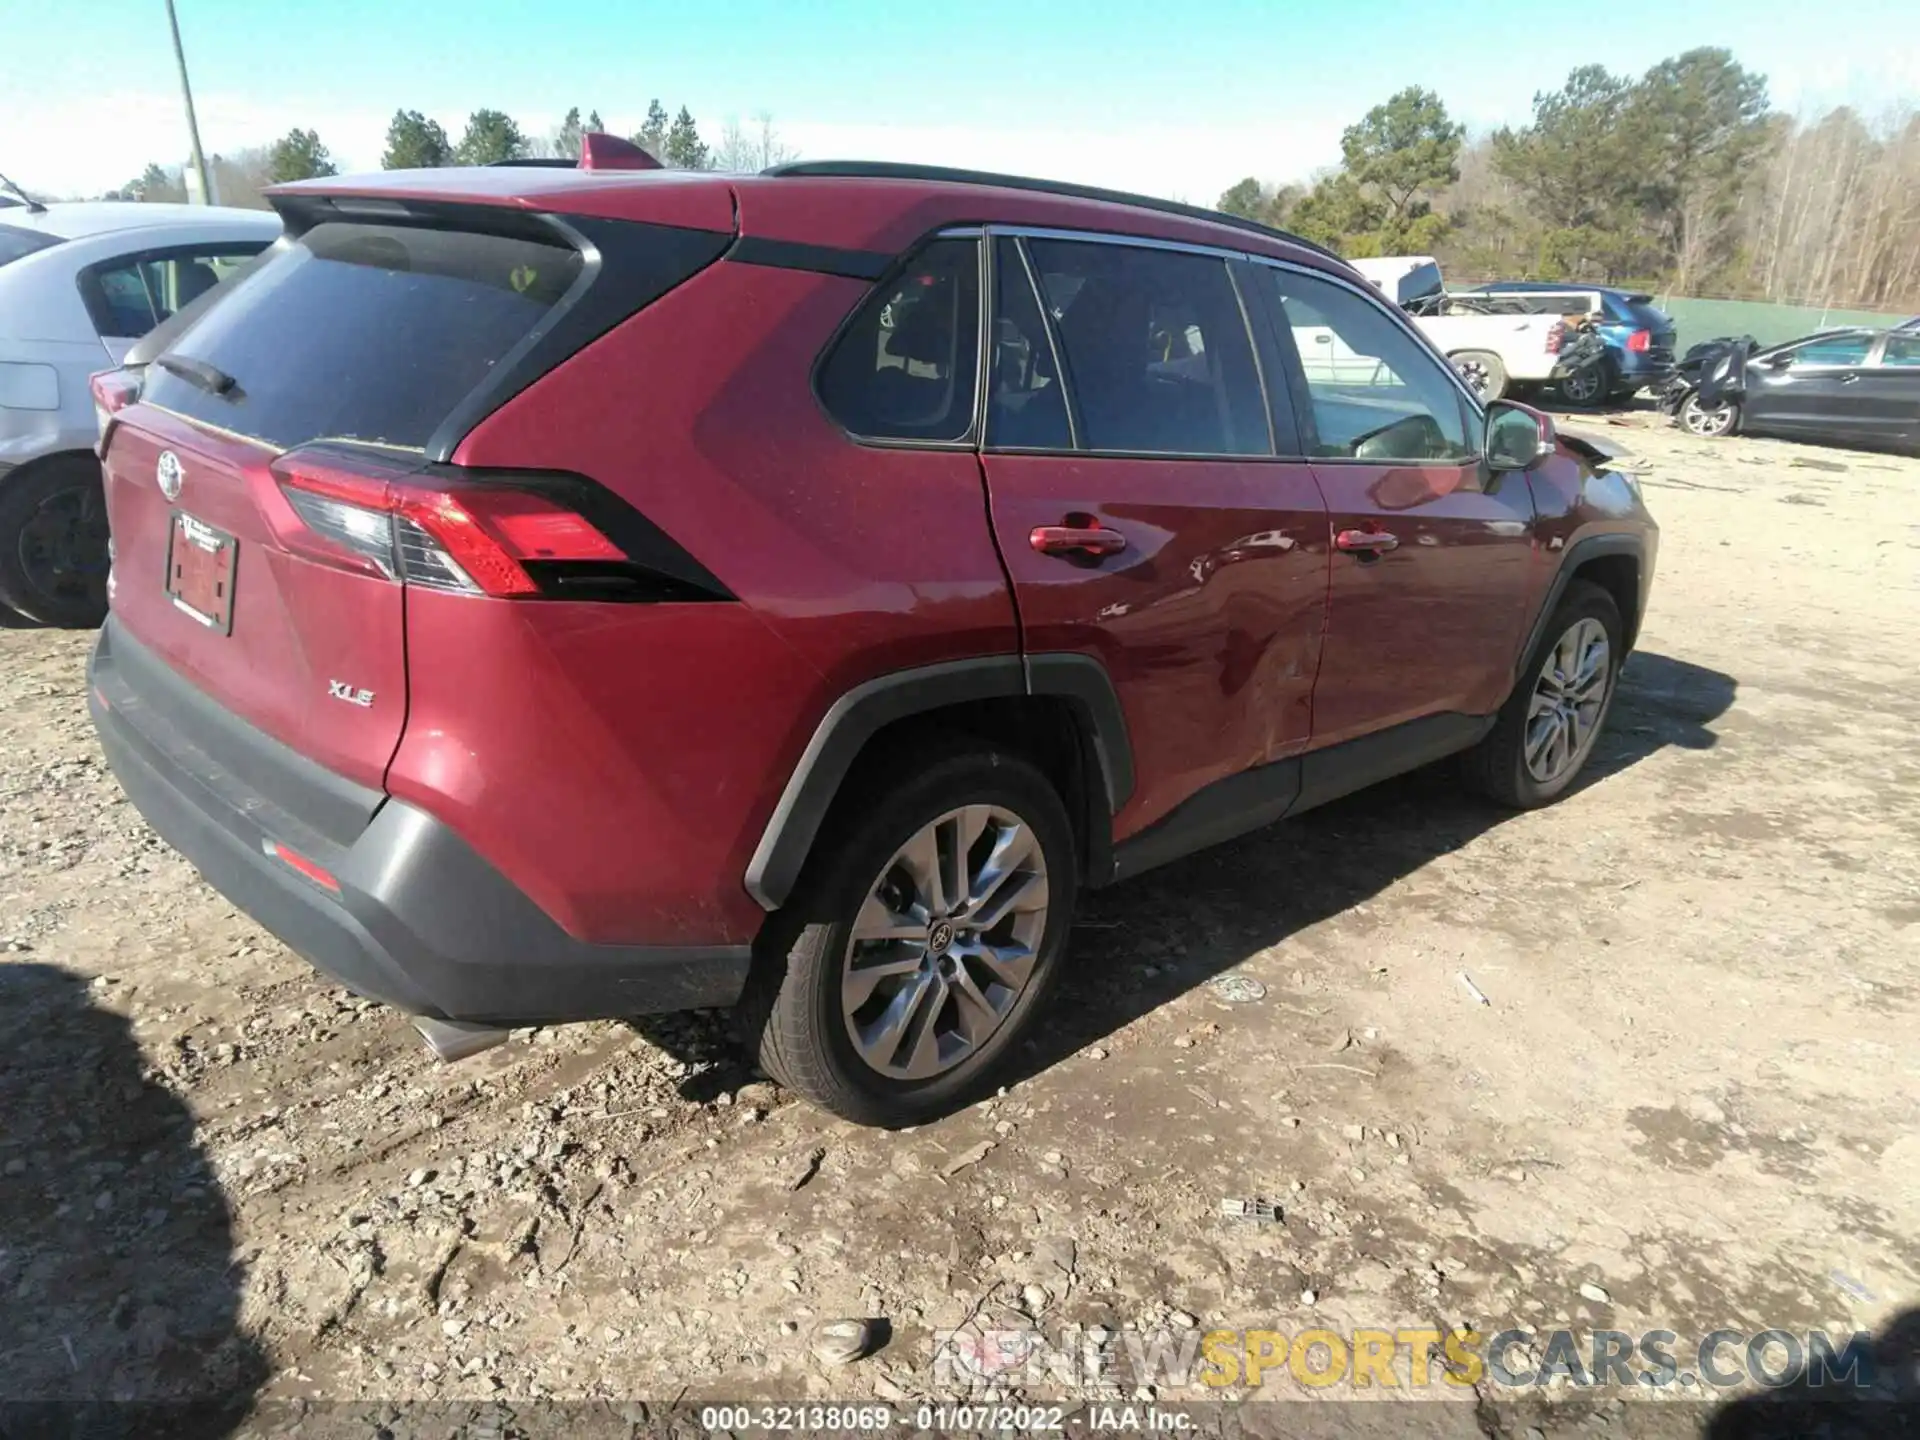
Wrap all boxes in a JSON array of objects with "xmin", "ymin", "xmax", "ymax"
[{"xmin": 1667, "ymin": 327, "xmax": 1920, "ymax": 451}]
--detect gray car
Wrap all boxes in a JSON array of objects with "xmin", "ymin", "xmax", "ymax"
[{"xmin": 0, "ymin": 200, "xmax": 280, "ymax": 625}]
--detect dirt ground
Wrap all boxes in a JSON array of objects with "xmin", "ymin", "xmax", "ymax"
[{"xmin": 2, "ymin": 409, "xmax": 1916, "ymax": 1437}]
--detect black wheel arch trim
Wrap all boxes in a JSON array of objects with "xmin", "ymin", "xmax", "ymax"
[
  {"xmin": 1518, "ymin": 532, "xmax": 1647, "ymax": 679},
  {"xmin": 744, "ymin": 652, "xmax": 1134, "ymax": 911}
]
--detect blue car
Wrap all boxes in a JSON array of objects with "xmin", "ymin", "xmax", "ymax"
[{"xmin": 1471, "ymin": 283, "xmax": 1678, "ymax": 404}]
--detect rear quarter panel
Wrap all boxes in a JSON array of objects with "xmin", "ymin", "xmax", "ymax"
[{"xmin": 425, "ymin": 258, "xmax": 1019, "ymax": 943}]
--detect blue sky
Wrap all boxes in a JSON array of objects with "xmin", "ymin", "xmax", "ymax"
[{"xmin": 4, "ymin": 0, "xmax": 1918, "ymax": 200}]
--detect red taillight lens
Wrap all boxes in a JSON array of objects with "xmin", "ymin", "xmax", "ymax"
[
  {"xmin": 1546, "ymin": 321, "xmax": 1565, "ymax": 354},
  {"xmin": 90, "ymin": 369, "xmax": 140, "ymax": 454},
  {"xmin": 1627, "ymin": 329, "xmax": 1651, "ymax": 353},
  {"xmin": 267, "ymin": 446, "xmax": 629, "ymax": 599}
]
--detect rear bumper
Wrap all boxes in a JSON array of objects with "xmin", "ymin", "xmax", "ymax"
[
  {"xmin": 1613, "ymin": 351, "xmax": 1675, "ymax": 386},
  {"xmin": 88, "ymin": 617, "xmax": 751, "ymax": 1025}
]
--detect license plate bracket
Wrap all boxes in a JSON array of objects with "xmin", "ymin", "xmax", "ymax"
[{"xmin": 165, "ymin": 511, "xmax": 238, "ymax": 634}]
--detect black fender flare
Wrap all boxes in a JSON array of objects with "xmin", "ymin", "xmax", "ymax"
[
  {"xmin": 744, "ymin": 653, "xmax": 1133, "ymax": 911},
  {"xmin": 1516, "ymin": 532, "xmax": 1647, "ymax": 680}
]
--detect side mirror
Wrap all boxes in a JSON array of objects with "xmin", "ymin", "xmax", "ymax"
[
  {"xmin": 1485, "ymin": 400, "xmax": 1556, "ymax": 472},
  {"xmin": 1764, "ymin": 351, "xmax": 1793, "ymax": 369}
]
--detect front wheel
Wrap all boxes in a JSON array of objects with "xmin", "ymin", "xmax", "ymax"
[
  {"xmin": 1464, "ymin": 581, "xmax": 1623, "ymax": 809},
  {"xmin": 1679, "ymin": 392, "xmax": 1739, "ymax": 438},
  {"xmin": 740, "ymin": 744, "xmax": 1077, "ymax": 1126}
]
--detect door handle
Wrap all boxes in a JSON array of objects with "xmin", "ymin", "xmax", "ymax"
[
  {"xmin": 1031, "ymin": 524, "xmax": 1127, "ymax": 557},
  {"xmin": 1839, "ymin": 373, "xmax": 1861, "ymax": 384},
  {"xmin": 1335, "ymin": 528, "xmax": 1399, "ymax": 554}
]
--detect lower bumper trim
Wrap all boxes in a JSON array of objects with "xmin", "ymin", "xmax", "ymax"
[{"xmin": 89, "ymin": 622, "xmax": 752, "ymax": 1026}]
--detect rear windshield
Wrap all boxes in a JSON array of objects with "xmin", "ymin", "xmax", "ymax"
[
  {"xmin": 1603, "ymin": 293, "xmax": 1670, "ymax": 330},
  {"xmin": 142, "ymin": 220, "xmax": 583, "ymax": 452},
  {"xmin": 0, "ymin": 223, "xmax": 61, "ymax": 268}
]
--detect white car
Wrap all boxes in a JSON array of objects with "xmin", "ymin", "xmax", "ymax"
[
  {"xmin": 1345, "ymin": 255, "xmax": 1572, "ymax": 402},
  {"xmin": 0, "ymin": 201, "xmax": 281, "ymax": 625}
]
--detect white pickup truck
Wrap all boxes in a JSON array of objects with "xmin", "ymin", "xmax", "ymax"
[{"xmin": 1343, "ymin": 256, "xmax": 1573, "ymax": 401}]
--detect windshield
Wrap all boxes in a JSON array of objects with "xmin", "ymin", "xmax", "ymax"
[{"xmin": 0, "ymin": 222, "xmax": 61, "ymax": 268}]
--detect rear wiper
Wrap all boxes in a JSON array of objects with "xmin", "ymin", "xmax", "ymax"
[{"xmin": 154, "ymin": 354, "xmax": 241, "ymax": 399}]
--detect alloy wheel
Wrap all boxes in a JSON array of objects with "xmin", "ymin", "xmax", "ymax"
[
  {"xmin": 1525, "ymin": 617, "xmax": 1612, "ymax": 785},
  {"xmin": 1680, "ymin": 394, "xmax": 1737, "ymax": 437},
  {"xmin": 1560, "ymin": 367, "xmax": 1605, "ymax": 406},
  {"xmin": 841, "ymin": 804, "xmax": 1050, "ymax": 1081},
  {"xmin": 1455, "ymin": 357, "xmax": 1491, "ymax": 398}
]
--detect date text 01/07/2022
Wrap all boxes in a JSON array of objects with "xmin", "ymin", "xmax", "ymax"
[{"xmin": 696, "ymin": 1403, "xmax": 1088, "ymax": 1432}]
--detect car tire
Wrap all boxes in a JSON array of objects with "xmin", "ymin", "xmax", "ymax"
[
  {"xmin": 739, "ymin": 741, "xmax": 1078, "ymax": 1127},
  {"xmin": 1678, "ymin": 392, "xmax": 1740, "ymax": 438},
  {"xmin": 1463, "ymin": 580, "xmax": 1624, "ymax": 809},
  {"xmin": 0, "ymin": 456, "xmax": 111, "ymax": 629},
  {"xmin": 1451, "ymin": 350, "xmax": 1508, "ymax": 403},
  {"xmin": 1558, "ymin": 362, "xmax": 1610, "ymax": 408}
]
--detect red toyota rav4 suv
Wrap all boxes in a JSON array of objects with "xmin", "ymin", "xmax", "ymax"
[{"xmin": 88, "ymin": 148, "xmax": 1656, "ymax": 1125}]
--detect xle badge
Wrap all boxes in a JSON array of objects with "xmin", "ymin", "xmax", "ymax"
[{"xmin": 327, "ymin": 680, "xmax": 375, "ymax": 708}]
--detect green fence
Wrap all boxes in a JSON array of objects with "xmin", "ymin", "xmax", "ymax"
[{"xmin": 1651, "ymin": 296, "xmax": 1914, "ymax": 354}]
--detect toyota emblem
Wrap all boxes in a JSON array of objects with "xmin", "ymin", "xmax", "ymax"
[{"xmin": 156, "ymin": 450, "xmax": 184, "ymax": 502}]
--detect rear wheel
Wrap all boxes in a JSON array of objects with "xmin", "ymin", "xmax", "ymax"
[
  {"xmin": 740, "ymin": 744, "xmax": 1077, "ymax": 1126},
  {"xmin": 1451, "ymin": 350, "xmax": 1509, "ymax": 403},
  {"xmin": 0, "ymin": 456, "xmax": 110, "ymax": 628},
  {"xmin": 1558, "ymin": 362, "xmax": 1610, "ymax": 408},
  {"xmin": 1464, "ymin": 580, "xmax": 1623, "ymax": 808}
]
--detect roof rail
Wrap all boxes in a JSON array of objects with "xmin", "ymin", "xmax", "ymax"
[{"xmin": 761, "ymin": 160, "xmax": 1343, "ymax": 263}]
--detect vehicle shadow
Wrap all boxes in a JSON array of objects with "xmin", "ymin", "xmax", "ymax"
[
  {"xmin": 1702, "ymin": 1307, "xmax": 1920, "ymax": 1437},
  {"xmin": 0, "ymin": 963, "xmax": 265, "ymax": 1439},
  {"xmin": 994, "ymin": 646, "xmax": 1736, "ymax": 1094}
]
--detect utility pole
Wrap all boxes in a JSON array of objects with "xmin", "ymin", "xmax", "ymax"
[{"xmin": 164, "ymin": 0, "xmax": 213, "ymax": 204}]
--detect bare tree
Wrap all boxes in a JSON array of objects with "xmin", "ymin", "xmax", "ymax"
[{"xmin": 712, "ymin": 113, "xmax": 798, "ymax": 172}]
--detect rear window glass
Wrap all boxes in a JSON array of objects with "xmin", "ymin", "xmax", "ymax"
[
  {"xmin": 142, "ymin": 221, "xmax": 583, "ymax": 452},
  {"xmin": 1603, "ymin": 293, "xmax": 1669, "ymax": 330},
  {"xmin": 0, "ymin": 223, "xmax": 60, "ymax": 268}
]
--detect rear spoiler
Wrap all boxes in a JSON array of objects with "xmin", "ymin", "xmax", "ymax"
[{"xmin": 489, "ymin": 132, "xmax": 662, "ymax": 172}]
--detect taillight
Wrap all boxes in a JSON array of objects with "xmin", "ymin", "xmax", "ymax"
[
  {"xmin": 90, "ymin": 369, "xmax": 140, "ymax": 455},
  {"xmin": 268, "ymin": 445, "xmax": 631, "ymax": 600},
  {"xmin": 1546, "ymin": 321, "xmax": 1565, "ymax": 354},
  {"xmin": 1627, "ymin": 329, "xmax": 1652, "ymax": 353}
]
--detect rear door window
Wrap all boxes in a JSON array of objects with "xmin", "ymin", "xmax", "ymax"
[
  {"xmin": 141, "ymin": 222, "xmax": 584, "ymax": 451},
  {"xmin": 80, "ymin": 245, "xmax": 269, "ymax": 340},
  {"xmin": 1879, "ymin": 335, "xmax": 1920, "ymax": 367},
  {"xmin": 817, "ymin": 238, "xmax": 981, "ymax": 444},
  {"xmin": 986, "ymin": 237, "xmax": 1072, "ymax": 449},
  {"xmin": 1025, "ymin": 238, "xmax": 1269, "ymax": 456}
]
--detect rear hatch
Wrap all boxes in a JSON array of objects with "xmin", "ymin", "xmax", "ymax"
[
  {"xmin": 1605, "ymin": 292, "xmax": 1677, "ymax": 371},
  {"xmin": 99, "ymin": 212, "xmax": 600, "ymax": 793}
]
